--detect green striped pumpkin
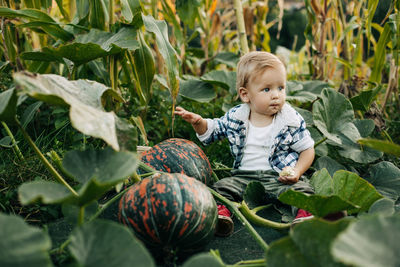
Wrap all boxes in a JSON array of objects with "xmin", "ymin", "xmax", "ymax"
[
  {"xmin": 119, "ymin": 172, "xmax": 218, "ymax": 253},
  {"xmin": 140, "ymin": 138, "xmax": 213, "ymax": 185}
]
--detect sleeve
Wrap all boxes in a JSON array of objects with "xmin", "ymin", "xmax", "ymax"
[
  {"xmin": 290, "ymin": 118, "xmax": 315, "ymax": 153},
  {"xmin": 196, "ymin": 111, "xmax": 231, "ymax": 145}
]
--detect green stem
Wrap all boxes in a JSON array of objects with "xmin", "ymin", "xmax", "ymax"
[
  {"xmin": 16, "ymin": 118, "xmax": 78, "ymax": 196},
  {"xmin": 314, "ymin": 137, "xmax": 327, "ymax": 148},
  {"xmin": 239, "ymin": 201, "xmax": 290, "ymax": 230},
  {"xmin": 78, "ymin": 206, "xmax": 85, "ymax": 225},
  {"xmin": 1, "ymin": 121, "xmax": 24, "ymax": 161},
  {"xmin": 209, "ymin": 188, "xmax": 269, "ymax": 251},
  {"xmin": 228, "ymin": 258, "xmax": 266, "ymax": 267}
]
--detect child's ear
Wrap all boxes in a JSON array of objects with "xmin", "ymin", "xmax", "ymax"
[{"xmin": 239, "ymin": 87, "xmax": 250, "ymax": 102}]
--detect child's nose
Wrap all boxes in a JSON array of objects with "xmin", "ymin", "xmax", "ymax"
[{"xmin": 270, "ymin": 89, "xmax": 279, "ymax": 98}]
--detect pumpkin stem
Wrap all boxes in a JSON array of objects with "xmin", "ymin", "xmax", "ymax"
[{"xmin": 239, "ymin": 201, "xmax": 291, "ymax": 230}]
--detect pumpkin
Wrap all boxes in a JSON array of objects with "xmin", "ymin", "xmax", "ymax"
[
  {"xmin": 119, "ymin": 172, "xmax": 218, "ymax": 254},
  {"xmin": 140, "ymin": 138, "xmax": 213, "ymax": 185}
]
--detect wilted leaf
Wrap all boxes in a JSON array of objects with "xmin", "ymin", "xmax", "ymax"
[
  {"xmin": 13, "ymin": 72, "xmax": 135, "ymax": 150},
  {"xmin": 358, "ymin": 138, "xmax": 400, "ymax": 157}
]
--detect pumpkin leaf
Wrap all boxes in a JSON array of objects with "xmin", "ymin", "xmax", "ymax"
[
  {"xmin": 350, "ymin": 85, "xmax": 382, "ymax": 112},
  {"xmin": 62, "ymin": 147, "xmax": 139, "ymax": 185},
  {"xmin": 21, "ymin": 28, "xmax": 139, "ymax": 66},
  {"xmin": 364, "ymin": 161, "xmax": 400, "ymax": 200},
  {"xmin": 368, "ymin": 198, "xmax": 395, "ymax": 216},
  {"xmin": 310, "ymin": 168, "xmax": 334, "ymax": 195},
  {"xmin": 313, "ymin": 88, "xmax": 360, "ymax": 144},
  {"xmin": 0, "ymin": 213, "xmax": 53, "ymax": 267},
  {"xmin": 278, "ymin": 190, "xmax": 356, "ymax": 218},
  {"xmin": 313, "ymin": 156, "xmax": 346, "ymax": 177},
  {"xmin": 267, "ymin": 219, "xmax": 352, "ymax": 267},
  {"xmin": 0, "ymin": 88, "xmax": 17, "ymax": 123},
  {"xmin": 286, "ymin": 80, "xmax": 329, "ymax": 103},
  {"xmin": 332, "ymin": 170, "xmax": 383, "ymax": 214},
  {"xmin": 212, "ymin": 52, "xmax": 239, "ymax": 68},
  {"xmin": 179, "ymin": 78, "xmax": 216, "ymax": 103},
  {"xmin": 328, "ymin": 134, "xmax": 383, "ymax": 164},
  {"xmin": 18, "ymin": 181, "xmax": 75, "ymax": 205},
  {"xmin": 69, "ymin": 220, "xmax": 155, "ymax": 267},
  {"xmin": 201, "ymin": 70, "xmax": 237, "ymax": 95},
  {"xmin": 12, "ymin": 72, "xmax": 135, "ymax": 151},
  {"xmin": 332, "ymin": 214, "xmax": 400, "ymax": 267},
  {"xmin": 176, "ymin": 0, "xmax": 201, "ymax": 29}
]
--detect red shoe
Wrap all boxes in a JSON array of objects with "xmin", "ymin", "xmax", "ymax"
[
  {"xmin": 215, "ymin": 204, "xmax": 234, "ymax": 237},
  {"xmin": 292, "ymin": 209, "xmax": 314, "ymax": 225}
]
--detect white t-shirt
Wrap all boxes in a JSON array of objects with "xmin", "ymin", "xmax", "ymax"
[{"xmin": 238, "ymin": 121, "xmax": 275, "ymax": 171}]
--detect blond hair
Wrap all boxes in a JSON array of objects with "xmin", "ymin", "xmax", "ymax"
[{"xmin": 236, "ymin": 51, "xmax": 285, "ymax": 94}]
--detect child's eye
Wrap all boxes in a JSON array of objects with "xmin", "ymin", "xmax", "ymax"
[
  {"xmin": 278, "ymin": 86, "xmax": 284, "ymax": 91},
  {"xmin": 263, "ymin": 88, "xmax": 270, "ymax": 92}
]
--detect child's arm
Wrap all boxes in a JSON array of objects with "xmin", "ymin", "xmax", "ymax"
[
  {"xmin": 278, "ymin": 147, "xmax": 315, "ymax": 184},
  {"xmin": 174, "ymin": 107, "xmax": 208, "ymax": 135}
]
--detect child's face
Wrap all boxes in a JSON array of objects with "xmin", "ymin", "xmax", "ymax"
[{"xmin": 241, "ymin": 64, "xmax": 286, "ymax": 119}]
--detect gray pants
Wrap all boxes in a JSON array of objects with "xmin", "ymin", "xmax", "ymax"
[{"xmin": 213, "ymin": 169, "xmax": 314, "ymax": 215}]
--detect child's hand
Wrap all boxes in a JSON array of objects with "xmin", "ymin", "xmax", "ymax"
[
  {"xmin": 174, "ymin": 107, "xmax": 203, "ymax": 125},
  {"xmin": 278, "ymin": 166, "xmax": 300, "ymax": 184}
]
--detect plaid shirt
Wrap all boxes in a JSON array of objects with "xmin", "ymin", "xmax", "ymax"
[{"xmin": 197, "ymin": 103, "xmax": 314, "ymax": 172}]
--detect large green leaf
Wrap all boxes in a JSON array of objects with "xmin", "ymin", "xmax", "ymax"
[
  {"xmin": 332, "ymin": 214, "xmax": 400, "ymax": 267},
  {"xmin": 13, "ymin": 72, "xmax": 136, "ymax": 151},
  {"xmin": 313, "ymin": 157, "xmax": 346, "ymax": 177},
  {"xmin": 0, "ymin": 88, "xmax": 17, "ymax": 123},
  {"xmin": 0, "ymin": 7, "xmax": 73, "ymax": 41},
  {"xmin": 62, "ymin": 147, "xmax": 138, "ymax": 185},
  {"xmin": 179, "ymin": 78, "xmax": 216, "ymax": 103},
  {"xmin": 69, "ymin": 220, "xmax": 155, "ymax": 267},
  {"xmin": 21, "ymin": 28, "xmax": 139, "ymax": 66},
  {"xmin": 0, "ymin": 213, "xmax": 53, "ymax": 267},
  {"xmin": 328, "ymin": 134, "xmax": 383, "ymax": 164},
  {"xmin": 278, "ymin": 190, "xmax": 356, "ymax": 218},
  {"xmin": 281, "ymin": 170, "xmax": 382, "ymax": 216},
  {"xmin": 142, "ymin": 14, "xmax": 179, "ymax": 99},
  {"xmin": 201, "ymin": 70, "xmax": 237, "ymax": 95},
  {"xmin": 350, "ymin": 85, "xmax": 382, "ymax": 111},
  {"xmin": 18, "ymin": 181, "xmax": 75, "ymax": 205},
  {"xmin": 313, "ymin": 88, "xmax": 360, "ymax": 144},
  {"xmin": 18, "ymin": 148, "xmax": 139, "ymax": 207},
  {"xmin": 364, "ymin": 161, "xmax": 400, "ymax": 200},
  {"xmin": 332, "ymin": 171, "xmax": 383, "ymax": 214},
  {"xmin": 267, "ymin": 219, "xmax": 352, "ymax": 267}
]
